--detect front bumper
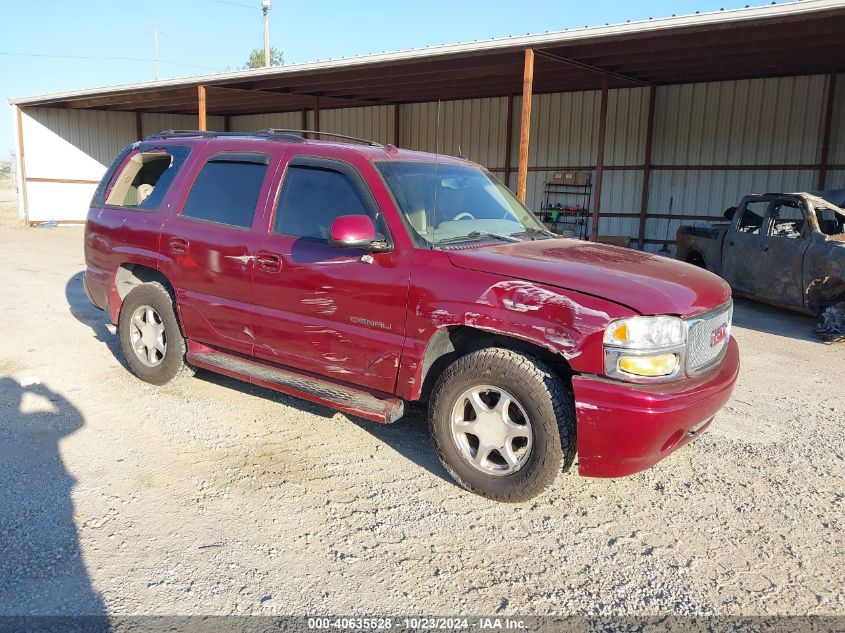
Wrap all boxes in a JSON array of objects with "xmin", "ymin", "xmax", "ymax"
[{"xmin": 572, "ymin": 336, "xmax": 739, "ymax": 478}]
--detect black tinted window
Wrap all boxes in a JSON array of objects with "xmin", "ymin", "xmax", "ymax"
[
  {"xmin": 273, "ymin": 165, "xmax": 370, "ymax": 239},
  {"xmin": 182, "ymin": 157, "xmax": 268, "ymax": 228}
]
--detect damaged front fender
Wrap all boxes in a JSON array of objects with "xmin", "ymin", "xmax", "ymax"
[{"xmin": 395, "ymin": 254, "xmax": 634, "ymax": 401}]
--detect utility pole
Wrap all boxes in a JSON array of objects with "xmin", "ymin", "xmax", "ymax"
[
  {"xmin": 153, "ymin": 26, "xmax": 159, "ymax": 80},
  {"xmin": 261, "ymin": 0, "xmax": 272, "ymax": 67}
]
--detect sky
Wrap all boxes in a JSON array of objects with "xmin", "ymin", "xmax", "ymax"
[{"xmin": 1, "ymin": 0, "xmax": 780, "ymax": 160}]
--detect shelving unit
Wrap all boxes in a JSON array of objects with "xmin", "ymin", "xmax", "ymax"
[{"xmin": 535, "ymin": 181, "xmax": 592, "ymax": 240}]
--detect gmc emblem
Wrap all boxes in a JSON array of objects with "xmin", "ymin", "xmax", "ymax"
[{"xmin": 710, "ymin": 323, "xmax": 728, "ymax": 347}]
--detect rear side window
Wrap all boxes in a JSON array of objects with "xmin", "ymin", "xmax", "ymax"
[
  {"xmin": 273, "ymin": 165, "xmax": 371, "ymax": 239},
  {"xmin": 181, "ymin": 153, "xmax": 269, "ymax": 228},
  {"xmin": 96, "ymin": 145, "xmax": 190, "ymax": 210}
]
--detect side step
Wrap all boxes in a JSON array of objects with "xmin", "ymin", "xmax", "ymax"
[{"xmin": 187, "ymin": 350, "xmax": 405, "ymax": 424}]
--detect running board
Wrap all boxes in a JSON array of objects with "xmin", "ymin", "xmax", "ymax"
[{"xmin": 188, "ymin": 350, "xmax": 405, "ymax": 424}]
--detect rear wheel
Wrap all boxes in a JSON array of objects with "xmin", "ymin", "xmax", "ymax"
[
  {"xmin": 429, "ymin": 348, "xmax": 575, "ymax": 502},
  {"xmin": 118, "ymin": 282, "xmax": 194, "ymax": 385}
]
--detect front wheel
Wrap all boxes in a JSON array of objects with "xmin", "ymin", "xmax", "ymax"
[{"xmin": 428, "ymin": 348, "xmax": 576, "ymax": 502}]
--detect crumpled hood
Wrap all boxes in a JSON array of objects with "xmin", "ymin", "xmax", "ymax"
[{"xmin": 446, "ymin": 239, "xmax": 731, "ymax": 316}]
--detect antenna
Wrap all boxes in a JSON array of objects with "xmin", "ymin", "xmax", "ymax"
[
  {"xmin": 431, "ymin": 100, "xmax": 442, "ymax": 241},
  {"xmin": 153, "ymin": 26, "xmax": 159, "ymax": 80}
]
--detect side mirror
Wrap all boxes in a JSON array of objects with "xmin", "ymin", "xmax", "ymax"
[{"xmin": 328, "ymin": 215, "xmax": 387, "ymax": 251}]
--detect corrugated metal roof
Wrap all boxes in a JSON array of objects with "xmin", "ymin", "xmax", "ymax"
[{"xmin": 9, "ymin": 0, "xmax": 844, "ymax": 106}]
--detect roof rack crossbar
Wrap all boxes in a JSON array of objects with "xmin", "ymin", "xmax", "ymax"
[{"xmin": 256, "ymin": 129, "xmax": 383, "ymax": 147}]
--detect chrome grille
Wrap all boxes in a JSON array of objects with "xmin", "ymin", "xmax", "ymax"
[{"xmin": 686, "ymin": 302, "xmax": 732, "ymax": 375}]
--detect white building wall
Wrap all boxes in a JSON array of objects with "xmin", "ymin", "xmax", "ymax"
[
  {"xmin": 18, "ymin": 108, "xmax": 223, "ymax": 222},
  {"xmin": 21, "ymin": 108, "xmax": 135, "ymax": 222}
]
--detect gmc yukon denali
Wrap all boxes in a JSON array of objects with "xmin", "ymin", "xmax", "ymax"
[{"xmin": 84, "ymin": 129, "xmax": 739, "ymax": 502}]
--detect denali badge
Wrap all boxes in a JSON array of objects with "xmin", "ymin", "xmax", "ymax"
[
  {"xmin": 350, "ymin": 316, "xmax": 392, "ymax": 331},
  {"xmin": 710, "ymin": 323, "xmax": 728, "ymax": 347}
]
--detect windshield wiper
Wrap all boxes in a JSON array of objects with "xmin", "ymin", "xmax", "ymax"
[
  {"xmin": 510, "ymin": 227, "xmax": 557, "ymax": 239},
  {"xmin": 436, "ymin": 231, "xmax": 522, "ymax": 245}
]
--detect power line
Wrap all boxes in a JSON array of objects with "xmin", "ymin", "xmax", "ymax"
[
  {"xmin": 211, "ymin": 0, "xmax": 257, "ymax": 10},
  {"xmin": 0, "ymin": 51, "xmax": 215, "ymax": 71}
]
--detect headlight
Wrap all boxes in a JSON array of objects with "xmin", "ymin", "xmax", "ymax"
[
  {"xmin": 604, "ymin": 316, "xmax": 686, "ymax": 381},
  {"xmin": 604, "ymin": 315, "xmax": 685, "ymax": 349}
]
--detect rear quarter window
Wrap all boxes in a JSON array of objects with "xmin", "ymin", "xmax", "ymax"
[{"xmin": 93, "ymin": 145, "xmax": 191, "ymax": 210}]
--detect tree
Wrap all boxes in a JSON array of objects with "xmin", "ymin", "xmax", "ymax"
[{"xmin": 245, "ymin": 47, "xmax": 283, "ymax": 69}]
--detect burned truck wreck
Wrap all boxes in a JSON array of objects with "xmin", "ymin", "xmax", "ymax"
[{"xmin": 676, "ymin": 192, "xmax": 845, "ymax": 338}]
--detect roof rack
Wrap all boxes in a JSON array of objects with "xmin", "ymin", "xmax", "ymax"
[
  {"xmin": 145, "ymin": 129, "xmax": 381, "ymax": 147},
  {"xmin": 255, "ymin": 129, "xmax": 383, "ymax": 147},
  {"xmin": 145, "ymin": 129, "xmax": 307, "ymax": 142}
]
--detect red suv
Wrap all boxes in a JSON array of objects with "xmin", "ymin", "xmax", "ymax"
[{"xmin": 84, "ymin": 129, "xmax": 739, "ymax": 502}]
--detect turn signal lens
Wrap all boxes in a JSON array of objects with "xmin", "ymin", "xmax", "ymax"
[
  {"xmin": 617, "ymin": 353, "xmax": 679, "ymax": 377},
  {"xmin": 607, "ymin": 322, "xmax": 629, "ymax": 345}
]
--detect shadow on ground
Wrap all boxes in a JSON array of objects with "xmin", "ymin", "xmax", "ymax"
[
  {"xmin": 64, "ymin": 272, "xmax": 451, "ymax": 485},
  {"xmin": 196, "ymin": 370, "xmax": 451, "ymax": 485},
  {"xmin": 65, "ymin": 272, "xmax": 125, "ymax": 367},
  {"xmin": 0, "ymin": 377, "xmax": 106, "ymax": 616}
]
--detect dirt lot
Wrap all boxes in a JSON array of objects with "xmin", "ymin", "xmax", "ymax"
[{"xmin": 0, "ymin": 175, "xmax": 843, "ymax": 618}]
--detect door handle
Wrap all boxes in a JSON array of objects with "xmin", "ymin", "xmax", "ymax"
[
  {"xmin": 763, "ymin": 246, "xmax": 769, "ymax": 252},
  {"xmin": 255, "ymin": 252, "xmax": 282, "ymax": 272},
  {"xmin": 168, "ymin": 237, "xmax": 189, "ymax": 254}
]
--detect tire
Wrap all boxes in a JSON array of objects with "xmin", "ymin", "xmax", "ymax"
[
  {"xmin": 428, "ymin": 347, "xmax": 576, "ymax": 502},
  {"xmin": 118, "ymin": 282, "xmax": 194, "ymax": 385}
]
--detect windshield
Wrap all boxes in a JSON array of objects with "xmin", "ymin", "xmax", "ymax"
[{"xmin": 375, "ymin": 161, "xmax": 548, "ymax": 246}]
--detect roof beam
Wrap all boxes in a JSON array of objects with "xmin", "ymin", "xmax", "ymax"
[
  {"xmin": 236, "ymin": 53, "xmax": 519, "ymax": 92},
  {"xmin": 210, "ymin": 85, "xmax": 384, "ymax": 108},
  {"xmin": 601, "ymin": 42, "xmax": 845, "ymax": 75},
  {"xmin": 533, "ymin": 49, "xmax": 650, "ymax": 87},
  {"xmin": 556, "ymin": 13, "xmax": 845, "ymax": 59},
  {"xmin": 570, "ymin": 26, "xmax": 845, "ymax": 67}
]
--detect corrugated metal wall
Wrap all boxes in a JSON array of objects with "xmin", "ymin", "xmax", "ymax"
[
  {"xmin": 400, "ymin": 97, "xmax": 508, "ymax": 168},
  {"xmin": 21, "ymin": 108, "xmax": 136, "ymax": 222},
  {"xmin": 19, "ymin": 109, "xmax": 220, "ymax": 222},
  {"xmin": 320, "ymin": 105, "xmax": 396, "ymax": 145},
  {"xmin": 141, "ymin": 113, "xmax": 224, "ymax": 138},
  {"xmin": 20, "ymin": 73, "xmax": 842, "ymax": 228},
  {"xmin": 829, "ymin": 72, "xmax": 845, "ymax": 167},
  {"xmin": 229, "ymin": 111, "xmax": 302, "ymax": 132},
  {"xmin": 644, "ymin": 74, "xmax": 830, "ymax": 251},
  {"xmin": 24, "ymin": 107, "xmax": 136, "ymax": 172}
]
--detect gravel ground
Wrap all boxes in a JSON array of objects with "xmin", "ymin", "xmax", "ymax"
[{"xmin": 0, "ymin": 178, "xmax": 843, "ymax": 617}]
